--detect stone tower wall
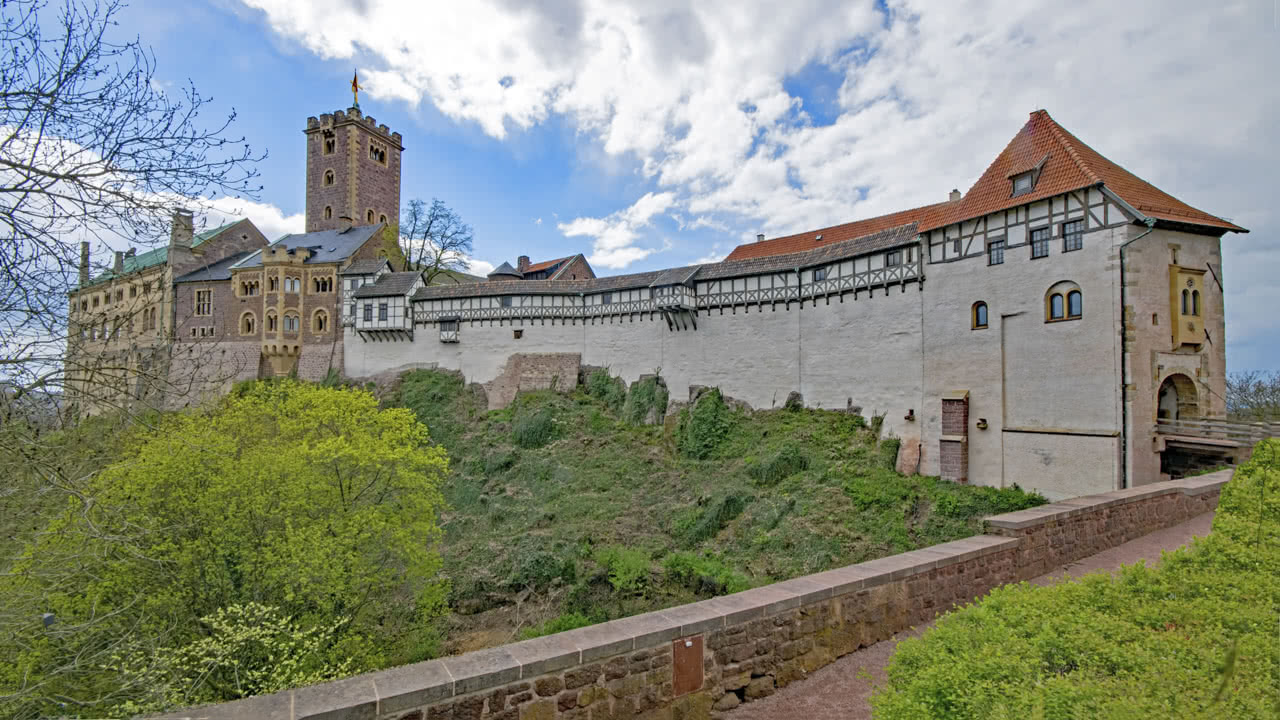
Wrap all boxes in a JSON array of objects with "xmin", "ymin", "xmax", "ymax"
[{"xmin": 304, "ymin": 108, "xmax": 403, "ymax": 233}]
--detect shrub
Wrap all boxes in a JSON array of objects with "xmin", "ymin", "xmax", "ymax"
[
  {"xmin": 872, "ymin": 439, "xmax": 1280, "ymax": 720},
  {"xmin": 585, "ymin": 369, "xmax": 626, "ymax": 412},
  {"xmin": 662, "ymin": 552, "xmax": 751, "ymax": 596},
  {"xmin": 678, "ymin": 492, "xmax": 751, "ymax": 545},
  {"xmin": 505, "ymin": 548, "xmax": 576, "ymax": 591},
  {"xmin": 517, "ymin": 611, "xmax": 595, "ymax": 640},
  {"xmin": 511, "ymin": 400, "xmax": 557, "ymax": 449},
  {"xmin": 676, "ymin": 388, "xmax": 733, "ymax": 459},
  {"xmin": 747, "ymin": 445, "xmax": 810, "ymax": 486},
  {"xmin": 623, "ymin": 375, "xmax": 669, "ymax": 425},
  {"xmin": 592, "ymin": 545, "xmax": 651, "ymax": 597}
]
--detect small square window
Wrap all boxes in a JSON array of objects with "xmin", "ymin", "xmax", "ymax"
[
  {"xmin": 1063, "ymin": 220, "xmax": 1083, "ymax": 251},
  {"xmin": 602, "ymin": 292, "xmax": 613, "ymax": 304},
  {"xmin": 988, "ymin": 240, "xmax": 1005, "ymax": 266},
  {"xmin": 885, "ymin": 250, "xmax": 902, "ymax": 267},
  {"xmin": 813, "ymin": 267, "xmax": 827, "ymax": 282},
  {"xmin": 500, "ymin": 296, "xmax": 512, "ymax": 308},
  {"xmin": 1030, "ymin": 227, "xmax": 1050, "ymax": 259},
  {"xmin": 1012, "ymin": 172, "xmax": 1033, "ymax": 197}
]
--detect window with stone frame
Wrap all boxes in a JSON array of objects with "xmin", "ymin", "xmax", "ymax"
[
  {"xmin": 972, "ymin": 301, "xmax": 988, "ymax": 329},
  {"xmin": 324, "ymin": 206, "xmax": 333, "ymax": 220},
  {"xmin": 266, "ymin": 311, "xmax": 277, "ymax": 332},
  {"xmin": 369, "ymin": 140, "xmax": 388, "ymax": 165},
  {"xmin": 1063, "ymin": 220, "xmax": 1083, "ymax": 252},
  {"xmin": 283, "ymin": 313, "xmax": 299, "ymax": 332},
  {"xmin": 240, "ymin": 312, "xmax": 256, "ymax": 335},
  {"xmin": 322, "ymin": 129, "xmax": 336, "ymax": 155},
  {"xmin": 1030, "ymin": 227, "xmax": 1050, "ymax": 259},
  {"xmin": 194, "ymin": 289, "xmax": 212, "ymax": 316},
  {"xmin": 323, "ymin": 169, "xmax": 335, "ymax": 186},
  {"xmin": 313, "ymin": 310, "xmax": 329, "ymax": 333}
]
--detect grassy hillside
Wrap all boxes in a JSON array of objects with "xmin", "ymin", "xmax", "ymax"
[{"xmin": 388, "ymin": 369, "xmax": 1046, "ymax": 650}]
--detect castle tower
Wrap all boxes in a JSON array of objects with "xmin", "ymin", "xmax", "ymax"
[{"xmin": 304, "ymin": 107, "xmax": 403, "ymax": 232}]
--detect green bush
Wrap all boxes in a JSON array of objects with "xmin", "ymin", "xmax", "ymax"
[
  {"xmin": 676, "ymin": 388, "xmax": 733, "ymax": 459},
  {"xmin": 747, "ymin": 445, "xmax": 810, "ymax": 486},
  {"xmin": 872, "ymin": 439, "xmax": 1280, "ymax": 720},
  {"xmin": 505, "ymin": 548, "xmax": 576, "ymax": 591},
  {"xmin": 585, "ymin": 369, "xmax": 626, "ymax": 412},
  {"xmin": 623, "ymin": 375, "xmax": 669, "ymax": 425},
  {"xmin": 677, "ymin": 492, "xmax": 751, "ymax": 545},
  {"xmin": 511, "ymin": 400, "xmax": 557, "ymax": 449},
  {"xmin": 662, "ymin": 551, "xmax": 751, "ymax": 596},
  {"xmin": 592, "ymin": 545, "xmax": 651, "ymax": 597},
  {"xmin": 517, "ymin": 611, "xmax": 595, "ymax": 640}
]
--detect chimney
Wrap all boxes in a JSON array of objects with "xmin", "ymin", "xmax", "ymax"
[
  {"xmin": 756, "ymin": 233, "xmax": 765, "ymax": 243},
  {"xmin": 517, "ymin": 255, "xmax": 531, "ymax": 272},
  {"xmin": 169, "ymin": 209, "xmax": 194, "ymax": 249},
  {"xmin": 78, "ymin": 240, "xmax": 89, "ymax": 285},
  {"xmin": 338, "ymin": 215, "xmax": 354, "ymax": 233},
  {"xmin": 113, "ymin": 251, "xmax": 124, "ymax": 274},
  {"xmin": 126, "ymin": 247, "xmax": 136, "ymax": 259},
  {"xmin": 949, "ymin": 188, "xmax": 961, "ymax": 202}
]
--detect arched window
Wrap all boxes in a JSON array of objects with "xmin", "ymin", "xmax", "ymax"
[
  {"xmin": 379, "ymin": 214, "xmax": 387, "ymax": 224},
  {"xmin": 1046, "ymin": 281, "xmax": 1082, "ymax": 322},
  {"xmin": 1191, "ymin": 290, "xmax": 1200, "ymax": 316},
  {"xmin": 324, "ymin": 206, "xmax": 333, "ymax": 220},
  {"xmin": 323, "ymin": 169, "xmax": 335, "ymax": 186},
  {"xmin": 266, "ymin": 310, "xmax": 277, "ymax": 332},
  {"xmin": 1049, "ymin": 294, "xmax": 1064, "ymax": 319},
  {"xmin": 366, "ymin": 209, "xmax": 375, "ymax": 223},
  {"xmin": 283, "ymin": 313, "xmax": 299, "ymax": 332},
  {"xmin": 1181, "ymin": 289, "xmax": 1190, "ymax": 315},
  {"xmin": 972, "ymin": 301, "xmax": 988, "ymax": 329},
  {"xmin": 313, "ymin": 309, "xmax": 329, "ymax": 333},
  {"xmin": 240, "ymin": 312, "xmax": 256, "ymax": 335},
  {"xmin": 268, "ymin": 275, "xmax": 278, "ymax": 292}
]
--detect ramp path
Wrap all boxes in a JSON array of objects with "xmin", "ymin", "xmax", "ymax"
[{"xmin": 723, "ymin": 510, "xmax": 1216, "ymax": 720}]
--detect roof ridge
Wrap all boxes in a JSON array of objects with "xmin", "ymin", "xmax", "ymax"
[{"xmin": 1038, "ymin": 110, "xmax": 1102, "ymax": 186}]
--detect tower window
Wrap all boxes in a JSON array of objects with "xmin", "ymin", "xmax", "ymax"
[
  {"xmin": 313, "ymin": 309, "xmax": 329, "ymax": 333},
  {"xmin": 266, "ymin": 311, "xmax": 277, "ymax": 332},
  {"xmin": 972, "ymin": 301, "xmax": 988, "ymax": 329},
  {"xmin": 322, "ymin": 129, "xmax": 336, "ymax": 155},
  {"xmin": 367, "ymin": 209, "xmax": 375, "ymax": 223},
  {"xmin": 369, "ymin": 140, "xmax": 387, "ymax": 165},
  {"xmin": 283, "ymin": 313, "xmax": 299, "ymax": 332},
  {"xmin": 379, "ymin": 214, "xmax": 387, "ymax": 224},
  {"xmin": 240, "ymin": 312, "xmax": 256, "ymax": 335},
  {"xmin": 324, "ymin": 206, "xmax": 333, "ymax": 220},
  {"xmin": 324, "ymin": 169, "xmax": 335, "ymax": 186}
]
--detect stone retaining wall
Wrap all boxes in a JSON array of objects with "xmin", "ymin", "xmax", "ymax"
[{"xmin": 158, "ymin": 470, "xmax": 1231, "ymax": 720}]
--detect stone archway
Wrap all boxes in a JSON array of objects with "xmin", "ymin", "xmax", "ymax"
[{"xmin": 1157, "ymin": 373, "xmax": 1199, "ymax": 421}]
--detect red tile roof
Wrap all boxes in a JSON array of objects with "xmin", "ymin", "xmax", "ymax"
[
  {"xmin": 726, "ymin": 202, "xmax": 947, "ymax": 261},
  {"xmin": 730, "ymin": 110, "xmax": 1245, "ymax": 261},
  {"xmin": 921, "ymin": 110, "xmax": 1245, "ymax": 233},
  {"xmin": 526, "ymin": 256, "xmax": 572, "ymax": 273}
]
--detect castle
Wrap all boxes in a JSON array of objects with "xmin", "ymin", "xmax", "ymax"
[{"xmin": 65, "ymin": 104, "xmax": 1247, "ymax": 500}]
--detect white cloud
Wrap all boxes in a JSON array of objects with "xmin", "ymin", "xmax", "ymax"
[
  {"xmin": 467, "ymin": 258, "xmax": 496, "ymax": 277},
  {"xmin": 558, "ymin": 191, "xmax": 674, "ymax": 268},
  {"xmin": 534, "ymin": 217, "xmax": 542, "ymax": 226},
  {"xmin": 202, "ymin": 196, "xmax": 304, "ymax": 241},
  {"xmin": 243, "ymin": 0, "xmax": 1279, "ymax": 368}
]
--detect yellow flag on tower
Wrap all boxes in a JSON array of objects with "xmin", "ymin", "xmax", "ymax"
[{"xmin": 351, "ymin": 70, "xmax": 361, "ymax": 106}]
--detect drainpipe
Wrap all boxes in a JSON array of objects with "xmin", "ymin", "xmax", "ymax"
[{"xmin": 1117, "ymin": 214, "xmax": 1157, "ymax": 489}]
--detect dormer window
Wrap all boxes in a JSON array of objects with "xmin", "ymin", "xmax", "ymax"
[{"xmin": 1011, "ymin": 172, "xmax": 1034, "ymax": 197}]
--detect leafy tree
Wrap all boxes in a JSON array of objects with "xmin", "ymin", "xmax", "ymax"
[
  {"xmin": 397, "ymin": 197, "xmax": 475, "ymax": 282},
  {"xmin": 1, "ymin": 382, "xmax": 449, "ymax": 718}
]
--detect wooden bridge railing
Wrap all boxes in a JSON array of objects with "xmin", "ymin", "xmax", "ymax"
[{"xmin": 1155, "ymin": 417, "xmax": 1280, "ymax": 446}]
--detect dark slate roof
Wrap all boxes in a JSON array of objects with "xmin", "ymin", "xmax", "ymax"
[
  {"xmin": 80, "ymin": 221, "xmax": 242, "ymax": 288},
  {"xmin": 487, "ymin": 261, "xmax": 523, "ymax": 278},
  {"xmin": 411, "ymin": 223, "xmax": 919, "ymax": 301},
  {"xmin": 232, "ymin": 224, "xmax": 384, "ymax": 269},
  {"xmin": 697, "ymin": 223, "xmax": 918, "ymax": 280},
  {"xmin": 173, "ymin": 250, "xmax": 259, "ymax": 284},
  {"xmin": 341, "ymin": 258, "xmax": 391, "ymax": 276},
  {"xmin": 353, "ymin": 271, "xmax": 423, "ymax": 298}
]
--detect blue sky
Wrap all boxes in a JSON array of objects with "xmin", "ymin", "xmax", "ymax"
[{"xmin": 119, "ymin": 0, "xmax": 1278, "ymax": 371}]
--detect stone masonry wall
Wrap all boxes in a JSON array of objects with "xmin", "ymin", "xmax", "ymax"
[
  {"xmin": 155, "ymin": 470, "xmax": 1230, "ymax": 720},
  {"xmin": 483, "ymin": 353, "xmax": 582, "ymax": 410}
]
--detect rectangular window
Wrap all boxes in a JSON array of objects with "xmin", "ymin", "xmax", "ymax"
[
  {"xmin": 349, "ymin": 303, "xmax": 357, "ymax": 318},
  {"xmin": 602, "ymin": 292, "xmax": 613, "ymax": 304},
  {"xmin": 813, "ymin": 267, "xmax": 827, "ymax": 282},
  {"xmin": 1063, "ymin": 220, "xmax": 1083, "ymax": 251},
  {"xmin": 952, "ymin": 237, "xmax": 962, "ymax": 256},
  {"xmin": 363, "ymin": 303, "xmax": 372, "ymax": 322},
  {"xmin": 1030, "ymin": 227, "xmax": 1050, "ymax": 259},
  {"xmin": 885, "ymin": 250, "xmax": 902, "ymax": 267},
  {"xmin": 194, "ymin": 289, "xmax": 212, "ymax": 316},
  {"xmin": 378, "ymin": 303, "xmax": 388, "ymax": 321},
  {"xmin": 988, "ymin": 239, "xmax": 1005, "ymax": 266},
  {"xmin": 1012, "ymin": 172, "xmax": 1033, "ymax": 196},
  {"xmin": 500, "ymin": 296, "xmax": 513, "ymax": 308},
  {"xmin": 440, "ymin": 319, "xmax": 459, "ymax": 332}
]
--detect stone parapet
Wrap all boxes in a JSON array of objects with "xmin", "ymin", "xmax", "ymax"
[{"xmin": 154, "ymin": 472, "xmax": 1229, "ymax": 720}]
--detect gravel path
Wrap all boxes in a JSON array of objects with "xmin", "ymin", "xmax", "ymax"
[{"xmin": 723, "ymin": 510, "xmax": 1216, "ymax": 720}]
